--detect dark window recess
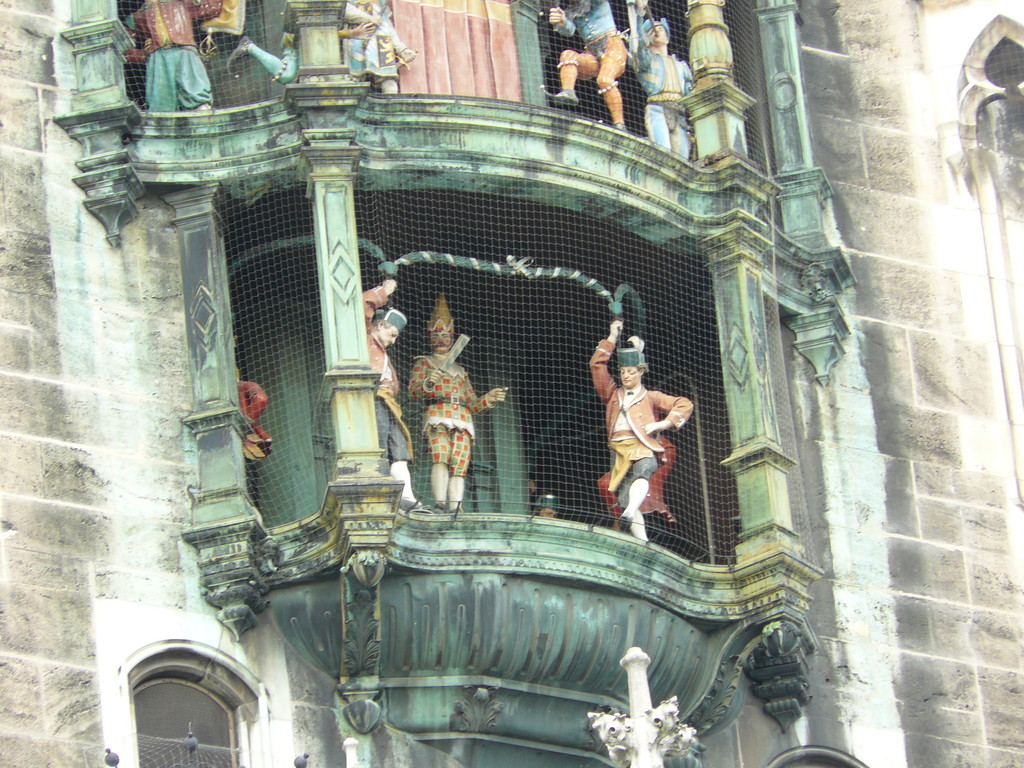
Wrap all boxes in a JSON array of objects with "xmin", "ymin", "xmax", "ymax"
[{"xmin": 134, "ymin": 680, "xmax": 238, "ymax": 768}]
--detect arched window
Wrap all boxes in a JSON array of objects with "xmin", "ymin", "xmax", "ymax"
[
  {"xmin": 129, "ymin": 647, "xmax": 262, "ymax": 768},
  {"xmin": 135, "ymin": 679, "xmax": 236, "ymax": 768}
]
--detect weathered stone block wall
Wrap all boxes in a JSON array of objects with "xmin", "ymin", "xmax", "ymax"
[
  {"xmin": 782, "ymin": 0, "xmax": 1024, "ymax": 766},
  {"xmin": 1, "ymin": 4, "xmax": 208, "ymax": 767}
]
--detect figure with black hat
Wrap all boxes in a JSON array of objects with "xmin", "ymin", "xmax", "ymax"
[
  {"xmin": 364, "ymin": 279, "xmax": 429, "ymax": 513},
  {"xmin": 590, "ymin": 318, "xmax": 692, "ymax": 540},
  {"xmin": 409, "ymin": 295, "xmax": 507, "ymax": 513}
]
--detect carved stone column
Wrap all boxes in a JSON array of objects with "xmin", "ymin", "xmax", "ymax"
[
  {"xmin": 704, "ymin": 221, "xmax": 798, "ymax": 557},
  {"xmin": 54, "ymin": 0, "xmax": 142, "ymax": 245},
  {"xmin": 588, "ymin": 648, "xmax": 701, "ymax": 768},
  {"xmin": 287, "ymin": 0, "xmax": 346, "ymax": 75},
  {"xmin": 165, "ymin": 185, "xmax": 269, "ymax": 638},
  {"xmin": 683, "ymin": 0, "xmax": 754, "ymax": 162},
  {"xmin": 301, "ymin": 135, "xmax": 403, "ymax": 564},
  {"xmin": 283, "ymin": 0, "xmax": 372, "ymax": 126}
]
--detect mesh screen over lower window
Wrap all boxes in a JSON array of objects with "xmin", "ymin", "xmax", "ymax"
[
  {"xmin": 224, "ymin": 186, "xmax": 739, "ymax": 563},
  {"xmin": 134, "ymin": 680, "xmax": 239, "ymax": 768}
]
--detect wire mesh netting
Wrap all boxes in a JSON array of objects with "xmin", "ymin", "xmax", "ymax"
[
  {"xmin": 116, "ymin": 0, "xmax": 770, "ymax": 173},
  {"xmin": 138, "ymin": 735, "xmax": 240, "ymax": 768},
  {"xmin": 134, "ymin": 680, "xmax": 239, "ymax": 768},
  {"xmin": 224, "ymin": 185, "xmax": 740, "ymax": 563}
]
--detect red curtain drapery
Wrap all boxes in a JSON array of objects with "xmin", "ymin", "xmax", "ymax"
[{"xmin": 394, "ymin": 0, "xmax": 522, "ymax": 101}]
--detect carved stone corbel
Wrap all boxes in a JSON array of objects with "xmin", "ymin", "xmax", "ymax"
[
  {"xmin": 743, "ymin": 620, "xmax": 811, "ymax": 732},
  {"xmin": 182, "ymin": 519, "xmax": 271, "ymax": 639}
]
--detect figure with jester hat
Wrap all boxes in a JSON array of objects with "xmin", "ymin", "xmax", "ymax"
[{"xmin": 409, "ymin": 295, "xmax": 507, "ymax": 513}]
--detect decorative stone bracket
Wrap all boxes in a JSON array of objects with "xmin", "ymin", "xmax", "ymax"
[
  {"xmin": 776, "ymin": 244, "xmax": 855, "ymax": 385},
  {"xmin": 182, "ymin": 517, "xmax": 275, "ymax": 639},
  {"xmin": 339, "ymin": 550, "xmax": 386, "ymax": 695},
  {"xmin": 743, "ymin": 620, "xmax": 812, "ymax": 732}
]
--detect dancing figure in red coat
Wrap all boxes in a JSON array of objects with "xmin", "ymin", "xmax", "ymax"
[{"xmin": 590, "ymin": 318, "xmax": 692, "ymax": 541}]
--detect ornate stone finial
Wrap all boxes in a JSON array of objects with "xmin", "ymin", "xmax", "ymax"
[
  {"xmin": 744, "ymin": 620, "xmax": 811, "ymax": 732},
  {"xmin": 686, "ymin": 0, "xmax": 734, "ymax": 87},
  {"xmin": 588, "ymin": 647, "xmax": 703, "ymax": 768}
]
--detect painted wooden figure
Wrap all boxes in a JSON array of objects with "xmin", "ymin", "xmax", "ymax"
[
  {"xmin": 628, "ymin": 0, "xmax": 694, "ymax": 157},
  {"xmin": 364, "ymin": 279, "xmax": 430, "ymax": 513},
  {"xmin": 409, "ymin": 295, "xmax": 506, "ymax": 512},
  {"xmin": 124, "ymin": 0, "xmax": 223, "ymax": 111},
  {"xmin": 590, "ymin": 318, "xmax": 692, "ymax": 541},
  {"xmin": 548, "ymin": 0, "xmax": 628, "ymax": 130}
]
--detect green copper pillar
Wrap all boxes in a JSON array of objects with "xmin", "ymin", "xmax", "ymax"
[
  {"xmin": 54, "ymin": 0, "xmax": 142, "ymax": 245},
  {"xmin": 166, "ymin": 185, "xmax": 269, "ymax": 638},
  {"xmin": 166, "ymin": 185, "xmax": 250, "ymax": 518},
  {"xmin": 683, "ymin": 0, "xmax": 754, "ymax": 161},
  {"xmin": 287, "ymin": 0, "xmax": 345, "ymax": 74},
  {"xmin": 705, "ymin": 220, "xmax": 798, "ymax": 557},
  {"xmin": 302, "ymin": 135, "xmax": 403, "ymax": 558},
  {"xmin": 756, "ymin": 0, "xmax": 832, "ymax": 249},
  {"xmin": 284, "ymin": 1, "xmax": 370, "ymax": 125},
  {"xmin": 511, "ymin": 0, "xmax": 547, "ymax": 107}
]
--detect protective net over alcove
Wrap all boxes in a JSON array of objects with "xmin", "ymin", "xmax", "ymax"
[
  {"xmin": 539, "ymin": 0, "xmax": 769, "ymax": 171},
  {"xmin": 224, "ymin": 186, "xmax": 740, "ymax": 564},
  {"xmin": 118, "ymin": 0, "xmax": 771, "ymax": 176}
]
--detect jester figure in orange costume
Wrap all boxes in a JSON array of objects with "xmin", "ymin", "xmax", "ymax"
[
  {"xmin": 238, "ymin": 380, "xmax": 272, "ymax": 460},
  {"xmin": 548, "ymin": 0, "xmax": 628, "ymax": 130},
  {"xmin": 409, "ymin": 295, "xmax": 507, "ymax": 512}
]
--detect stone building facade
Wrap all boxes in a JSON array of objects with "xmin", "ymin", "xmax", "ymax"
[{"xmin": 0, "ymin": 1, "xmax": 1022, "ymax": 767}]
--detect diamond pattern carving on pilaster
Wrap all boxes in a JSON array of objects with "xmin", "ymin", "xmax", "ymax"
[
  {"xmin": 727, "ymin": 323, "xmax": 750, "ymax": 387},
  {"xmin": 189, "ymin": 282, "xmax": 217, "ymax": 353}
]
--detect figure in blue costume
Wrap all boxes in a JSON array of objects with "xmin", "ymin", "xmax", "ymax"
[
  {"xmin": 226, "ymin": 1, "xmax": 415, "ymax": 92},
  {"xmin": 628, "ymin": 0, "xmax": 693, "ymax": 157},
  {"xmin": 344, "ymin": 0, "xmax": 417, "ymax": 92}
]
